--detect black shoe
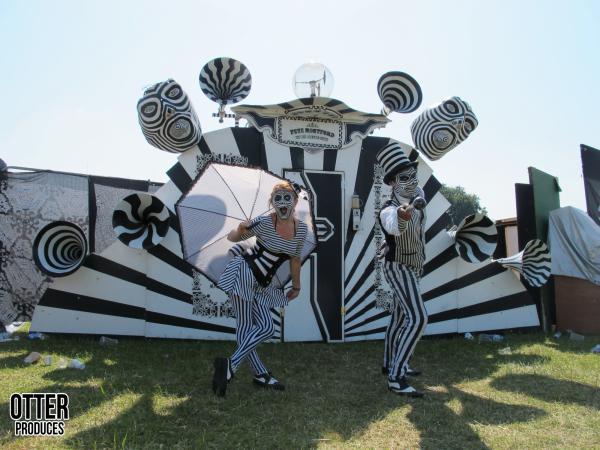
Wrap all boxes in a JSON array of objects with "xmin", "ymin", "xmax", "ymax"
[
  {"xmin": 382, "ymin": 366, "xmax": 389, "ymax": 375},
  {"xmin": 253, "ymin": 372, "xmax": 285, "ymax": 391},
  {"xmin": 212, "ymin": 357, "xmax": 231, "ymax": 397},
  {"xmin": 388, "ymin": 376, "xmax": 424, "ymax": 398},
  {"xmin": 406, "ymin": 367, "xmax": 422, "ymax": 377}
]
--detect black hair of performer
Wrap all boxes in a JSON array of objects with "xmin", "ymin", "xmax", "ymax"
[
  {"xmin": 376, "ymin": 141, "xmax": 429, "ymax": 398},
  {"xmin": 212, "ymin": 180, "xmax": 307, "ymax": 397}
]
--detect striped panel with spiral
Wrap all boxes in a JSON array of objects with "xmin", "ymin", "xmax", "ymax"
[
  {"xmin": 112, "ymin": 193, "xmax": 170, "ymax": 250},
  {"xmin": 33, "ymin": 221, "xmax": 88, "ymax": 277},
  {"xmin": 199, "ymin": 57, "xmax": 252, "ymax": 105}
]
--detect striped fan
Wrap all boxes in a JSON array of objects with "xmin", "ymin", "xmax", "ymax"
[
  {"xmin": 494, "ymin": 239, "xmax": 552, "ymax": 287},
  {"xmin": 448, "ymin": 214, "xmax": 498, "ymax": 263},
  {"xmin": 33, "ymin": 221, "xmax": 88, "ymax": 277},
  {"xmin": 377, "ymin": 71, "xmax": 423, "ymax": 114},
  {"xmin": 112, "ymin": 193, "xmax": 171, "ymax": 249},
  {"xmin": 199, "ymin": 57, "xmax": 252, "ymax": 105}
]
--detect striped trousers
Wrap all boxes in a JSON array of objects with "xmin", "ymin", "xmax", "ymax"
[
  {"xmin": 229, "ymin": 294, "xmax": 275, "ymax": 375},
  {"xmin": 383, "ymin": 262, "xmax": 428, "ymax": 380}
]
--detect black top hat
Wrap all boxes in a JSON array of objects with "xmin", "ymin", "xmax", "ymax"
[{"xmin": 376, "ymin": 141, "xmax": 418, "ymax": 185}]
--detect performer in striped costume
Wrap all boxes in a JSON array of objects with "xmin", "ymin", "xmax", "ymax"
[
  {"xmin": 212, "ymin": 181, "xmax": 308, "ymax": 397},
  {"xmin": 376, "ymin": 142, "xmax": 428, "ymax": 397}
]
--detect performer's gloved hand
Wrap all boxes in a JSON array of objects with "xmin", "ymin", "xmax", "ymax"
[
  {"xmin": 286, "ymin": 286, "xmax": 300, "ymax": 301},
  {"xmin": 396, "ymin": 204, "xmax": 413, "ymax": 221},
  {"xmin": 237, "ymin": 220, "xmax": 251, "ymax": 233}
]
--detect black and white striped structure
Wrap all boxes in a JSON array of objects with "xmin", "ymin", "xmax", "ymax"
[
  {"xmin": 31, "ymin": 96, "xmax": 539, "ymax": 341},
  {"xmin": 112, "ymin": 193, "xmax": 170, "ymax": 250},
  {"xmin": 33, "ymin": 221, "xmax": 87, "ymax": 277},
  {"xmin": 449, "ymin": 214, "xmax": 498, "ymax": 263},
  {"xmin": 410, "ymin": 96, "xmax": 478, "ymax": 161},
  {"xmin": 137, "ymin": 79, "xmax": 202, "ymax": 153},
  {"xmin": 377, "ymin": 71, "xmax": 423, "ymax": 115},
  {"xmin": 199, "ymin": 57, "xmax": 252, "ymax": 105},
  {"xmin": 494, "ymin": 239, "xmax": 552, "ymax": 287}
]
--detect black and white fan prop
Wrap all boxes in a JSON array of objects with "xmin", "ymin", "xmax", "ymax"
[
  {"xmin": 33, "ymin": 221, "xmax": 88, "ymax": 277},
  {"xmin": 448, "ymin": 213, "xmax": 498, "ymax": 263},
  {"xmin": 493, "ymin": 239, "xmax": 552, "ymax": 287},
  {"xmin": 176, "ymin": 163, "xmax": 317, "ymax": 289},
  {"xmin": 199, "ymin": 57, "xmax": 252, "ymax": 123}
]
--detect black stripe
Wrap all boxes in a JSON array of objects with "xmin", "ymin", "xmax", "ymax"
[
  {"xmin": 345, "ymin": 326, "xmax": 387, "ymax": 338},
  {"xmin": 344, "ymin": 136, "xmax": 387, "ymax": 256},
  {"xmin": 298, "ymin": 98, "xmax": 313, "ymax": 106},
  {"xmin": 425, "ymin": 212, "xmax": 451, "ymax": 242},
  {"xmin": 38, "ymin": 288, "xmax": 145, "ymax": 319},
  {"xmin": 345, "ymin": 309, "xmax": 388, "ymax": 333},
  {"xmin": 231, "ymin": 127, "xmax": 264, "ymax": 167},
  {"xmin": 345, "ymin": 285, "xmax": 375, "ymax": 319},
  {"xmin": 145, "ymin": 311, "xmax": 234, "ymax": 334},
  {"xmin": 148, "ymin": 245, "xmax": 193, "ymax": 277},
  {"xmin": 308, "ymin": 256, "xmax": 327, "ymax": 342},
  {"xmin": 427, "ymin": 291, "xmax": 534, "ymax": 323},
  {"xmin": 422, "ymin": 245, "xmax": 456, "ymax": 277},
  {"xmin": 324, "ymin": 99, "xmax": 343, "ymax": 107},
  {"xmin": 198, "ymin": 138, "xmax": 211, "ymax": 155},
  {"xmin": 88, "ymin": 177, "xmax": 96, "ymax": 253},
  {"xmin": 169, "ymin": 213, "xmax": 181, "ymax": 234},
  {"xmin": 422, "ymin": 263, "xmax": 506, "ymax": 301},
  {"xmin": 84, "ymin": 254, "xmax": 146, "ymax": 285},
  {"xmin": 166, "ymin": 162, "xmax": 193, "ymax": 194},
  {"xmin": 344, "ymin": 260, "xmax": 374, "ymax": 305},
  {"xmin": 422, "ymin": 175, "xmax": 442, "ymax": 202},
  {"xmin": 345, "ymin": 227, "xmax": 375, "ymax": 286},
  {"xmin": 323, "ymin": 149, "xmax": 338, "ymax": 171},
  {"xmin": 290, "ymin": 147, "xmax": 304, "ymax": 169}
]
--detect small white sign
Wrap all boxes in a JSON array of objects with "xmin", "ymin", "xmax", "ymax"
[{"xmin": 276, "ymin": 117, "xmax": 343, "ymax": 150}]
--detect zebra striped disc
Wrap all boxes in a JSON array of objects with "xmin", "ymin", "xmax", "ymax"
[
  {"xmin": 33, "ymin": 221, "xmax": 87, "ymax": 277},
  {"xmin": 199, "ymin": 57, "xmax": 252, "ymax": 105},
  {"xmin": 451, "ymin": 214, "xmax": 498, "ymax": 263},
  {"xmin": 112, "ymin": 193, "xmax": 171, "ymax": 249},
  {"xmin": 495, "ymin": 239, "xmax": 552, "ymax": 287},
  {"xmin": 377, "ymin": 71, "xmax": 423, "ymax": 114},
  {"xmin": 410, "ymin": 96, "xmax": 478, "ymax": 161}
]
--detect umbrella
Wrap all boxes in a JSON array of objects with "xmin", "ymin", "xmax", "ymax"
[{"xmin": 176, "ymin": 163, "xmax": 317, "ymax": 289}]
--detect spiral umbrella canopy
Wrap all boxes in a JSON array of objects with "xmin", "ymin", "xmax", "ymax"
[
  {"xmin": 112, "ymin": 193, "xmax": 170, "ymax": 249},
  {"xmin": 449, "ymin": 213, "xmax": 498, "ymax": 263},
  {"xmin": 411, "ymin": 96, "xmax": 478, "ymax": 161},
  {"xmin": 33, "ymin": 221, "xmax": 88, "ymax": 277},
  {"xmin": 176, "ymin": 163, "xmax": 316, "ymax": 289},
  {"xmin": 199, "ymin": 57, "xmax": 252, "ymax": 105},
  {"xmin": 377, "ymin": 71, "xmax": 423, "ymax": 114},
  {"xmin": 495, "ymin": 239, "xmax": 552, "ymax": 287}
]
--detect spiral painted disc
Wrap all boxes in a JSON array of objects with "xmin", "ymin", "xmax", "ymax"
[
  {"xmin": 112, "ymin": 193, "xmax": 170, "ymax": 249},
  {"xmin": 33, "ymin": 221, "xmax": 88, "ymax": 277},
  {"xmin": 199, "ymin": 57, "xmax": 252, "ymax": 105},
  {"xmin": 377, "ymin": 71, "xmax": 423, "ymax": 114}
]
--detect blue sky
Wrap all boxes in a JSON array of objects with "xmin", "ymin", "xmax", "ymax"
[{"xmin": 1, "ymin": 0, "xmax": 598, "ymax": 219}]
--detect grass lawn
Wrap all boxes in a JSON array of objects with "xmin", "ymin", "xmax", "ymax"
[{"xmin": 0, "ymin": 327, "xmax": 599, "ymax": 449}]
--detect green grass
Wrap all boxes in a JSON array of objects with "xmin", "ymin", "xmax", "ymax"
[{"xmin": 0, "ymin": 327, "xmax": 599, "ymax": 449}]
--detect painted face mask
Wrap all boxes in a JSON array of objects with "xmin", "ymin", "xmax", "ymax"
[
  {"xmin": 392, "ymin": 167, "xmax": 418, "ymax": 200},
  {"xmin": 137, "ymin": 79, "xmax": 202, "ymax": 153},
  {"xmin": 272, "ymin": 189, "xmax": 295, "ymax": 220}
]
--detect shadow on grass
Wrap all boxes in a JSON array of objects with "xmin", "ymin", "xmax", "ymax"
[
  {"xmin": 0, "ymin": 335, "xmax": 554, "ymax": 449},
  {"xmin": 491, "ymin": 373, "xmax": 600, "ymax": 410}
]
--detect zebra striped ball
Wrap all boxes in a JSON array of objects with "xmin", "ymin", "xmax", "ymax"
[
  {"xmin": 33, "ymin": 221, "xmax": 87, "ymax": 277},
  {"xmin": 410, "ymin": 96, "xmax": 478, "ymax": 161},
  {"xmin": 199, "ymin": 57, "xmax": 252, "ymax": 105},
  {"xmin": 137, "ymin": 79, "xmax": 202, "ymax": 153},
  {"xmin": 377, "ymin": 71, "xmax": 423, "ymax": 114},
  {"xmin": 112, "ymin": 193, "xmax": 170, "ymax": 250}
]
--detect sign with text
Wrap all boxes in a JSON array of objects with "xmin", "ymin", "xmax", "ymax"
[{"xmin": 276, "ymin": 117, "xmax": 344, "ymax": 150}]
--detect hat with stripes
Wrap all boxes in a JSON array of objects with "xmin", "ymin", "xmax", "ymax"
[{"xmin": 376, "ymin": 141, "xmax": 418, "ymax": 185}]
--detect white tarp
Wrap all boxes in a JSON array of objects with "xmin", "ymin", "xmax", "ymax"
[{"xmin": 548, "ymin": 206, "xmax": 600, "ymax": 285}]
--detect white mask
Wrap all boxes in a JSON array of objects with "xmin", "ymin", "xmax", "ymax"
[
  {"xmin": 272, "ymin": 189, "xmax": 295, "ymax": 220},
  {"xmin": 392, "ymin": 167, "xmax": 418, "ymax": 199}
]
